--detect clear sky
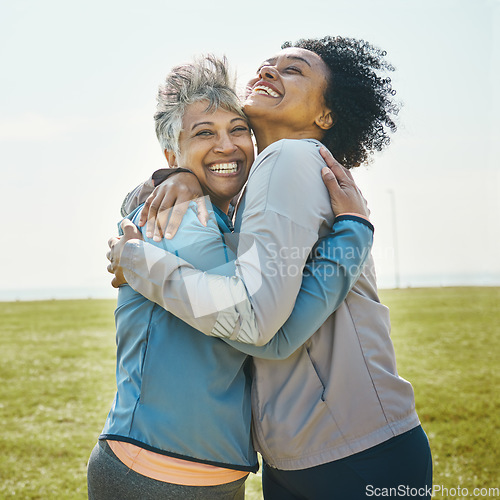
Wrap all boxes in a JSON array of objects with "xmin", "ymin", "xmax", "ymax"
[{"xmin": 1, "ymin": 0, "xmax": 499, "ymax": 300}]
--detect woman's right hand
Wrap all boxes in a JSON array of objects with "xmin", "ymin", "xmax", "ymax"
[
  {"xmin": 138, "ymin": 172, "xmax": 209, "ymax": 241},
  {"xmin": 319, "ymin": 146, "xmax": 370, "ymax": 220}
]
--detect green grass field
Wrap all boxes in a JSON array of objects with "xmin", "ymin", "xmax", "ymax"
[{"xmin": 0, "ymin": 287, "xmax": 498, "ymax": 499}]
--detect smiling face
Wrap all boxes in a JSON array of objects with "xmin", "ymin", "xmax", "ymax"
[
  {"xmin": 166, "ymin": 101, "xmax": 254, "ymax": 213},
  {"xmin": 244, "ymin": 47, "xmax": 334, "ymax": 151}
]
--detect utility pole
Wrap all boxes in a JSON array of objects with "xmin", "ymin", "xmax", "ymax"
[{"xmin": 388, "ymin": 189, "xmax": 400, "ymax": 289}]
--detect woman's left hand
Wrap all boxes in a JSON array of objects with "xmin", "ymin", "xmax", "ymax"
[
  {"xmin": 107, "ymin": 220, "xmax": 144, "ymax": 288},
  {"xmin": 319, "ymin": 146, "xmax": 370, "ymax": 219}
]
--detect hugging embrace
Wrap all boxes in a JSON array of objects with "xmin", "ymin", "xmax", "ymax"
[{"xmin": 88, "ymin": 36, "xmax": 433, "ymax": 500}]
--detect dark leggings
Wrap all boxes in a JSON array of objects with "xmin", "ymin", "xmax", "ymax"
[
  {"xmin": 262, "ymin": 426, "xmax": 433, "ymax": 500},
  {"xmin": 87, "ymin": 440, "xmax": 246, "ymax": 500}
]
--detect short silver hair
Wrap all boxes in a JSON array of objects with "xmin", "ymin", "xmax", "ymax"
[{"xmin": 154, "ymin": 55, "xmax": 245, "ymax": 156}]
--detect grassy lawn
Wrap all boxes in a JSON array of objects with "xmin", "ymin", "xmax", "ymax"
[
  {"xmin": 0, "ymin": 287, "xmax": 498, "ymax": 499},
  {"xmin": 378, "ymin": 287, "xmax": 500, "ymax": 498}
]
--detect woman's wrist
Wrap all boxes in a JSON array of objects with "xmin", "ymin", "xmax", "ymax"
[
  {"xmin": 152, "ymin": 167, "xmax": 194, "ymax": 187},
  {"xmin": 335, "ymin": 212, "xmax": 370, "ymax": 222},
  {"xmin": 334, "ymin": 213, "xmax": 374, "ymax": 232}
]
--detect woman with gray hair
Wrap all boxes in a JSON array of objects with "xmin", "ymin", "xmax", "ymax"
[{"xmin": 89, "ymin": 54, "xmax": 372, "ymax": 499}]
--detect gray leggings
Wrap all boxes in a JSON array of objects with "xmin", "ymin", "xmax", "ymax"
[{"xmin": 87, "ymin": 440, "xmax": 246, "ymax": 500}]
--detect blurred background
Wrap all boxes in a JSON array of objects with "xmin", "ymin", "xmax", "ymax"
[{"xmin": 1, "ymin": 0, "xmax": 499, "ymax": 300}]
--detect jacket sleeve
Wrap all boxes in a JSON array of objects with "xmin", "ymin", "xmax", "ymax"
[
  {"xmin": 121, "ymin": 141, "xmax": 367, "ymax": 345},
  {"xmin": 120, "ymin": 168, "xmax": 192, "ymax": 217},
  {"xmin": 223, "ymin": 216, "xmax": 373, "ymax": 358},
  {"xmin": 121, "ymin": 177, "xmax": 156, "ymax": 217}
]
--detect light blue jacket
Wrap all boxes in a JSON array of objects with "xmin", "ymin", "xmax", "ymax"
[{"xmin": 101, "ymin": 199, "xmax": 373, "ymax": 470}]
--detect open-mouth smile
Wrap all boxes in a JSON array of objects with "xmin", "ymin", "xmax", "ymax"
[
  {"xmin": 250, "ymin": 83, "xmax": 281, "ymax": 98},
  {"xmin": 207, "ymin": 162, "xmax": 240, "ymax": 174}
]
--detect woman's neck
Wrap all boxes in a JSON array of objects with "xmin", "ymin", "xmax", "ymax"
[
  {"xmin": 211, "ymin": 199, "xmax": 230, "ymax": 214},
  {"xmin": 203, "ymin": 189, "xmax": 230, "ymax": 214},
  {"xmin": 251, "ymin": 121, "xmax": 324, "ymax": 154},
  {"xmin": 252, "ymin": 128, "xmax": 282, "ymax": 154}
]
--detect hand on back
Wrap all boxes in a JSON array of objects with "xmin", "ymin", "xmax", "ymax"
[
  {"xmin": 319, "ymin": 147, "xmax": 370, "ymax": 220},
  {"xmin": 138, "ymin": 172, "xmax": 208, "ymax": 241}
]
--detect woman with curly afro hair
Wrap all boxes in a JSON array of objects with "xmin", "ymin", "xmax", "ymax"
[
  {"xmin": 112, "ymin": 36, "xmax": 432, "ymax": 499},
  {"xmin": 279, "ymin": 36, "xmax": 399, "ymax": 168}
]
